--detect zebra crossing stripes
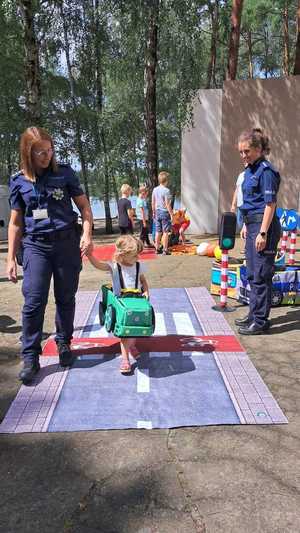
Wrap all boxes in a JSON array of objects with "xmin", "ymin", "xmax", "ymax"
[
  {"xmin": 173, "ymin": 312, "xmax": 195, "ymax": 336},
  {"xmin": 137, "ymin": 420, "xmax": 153, "ymax": 429},
  {"xmin": 136, "ymin": 369, "xmax": 150, "ymax": 392},
  {"xmin": 154, "ymin": 312, "xmax": 167, "ymax": 335}
]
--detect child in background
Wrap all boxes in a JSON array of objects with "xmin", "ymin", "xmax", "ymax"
[
  {"xmin": 117, "ymin": 184, "xmax": 135, "ymax": 234},
  {"xmin": 151, "ymin": 171, "xmax": 173, "ymax": 255},
  {"xmin": 135, "ymin": 184, "xmax": 154, "ymax": 248},
  {"xmin": 87, "ymin": 235, "xmax": 149, "ymax": 374},
  {"xmin": 171, "ymin": 209, "xmax": 191, "ymax": 244}
]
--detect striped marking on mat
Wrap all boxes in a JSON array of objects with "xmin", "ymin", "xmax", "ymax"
[
  {"xmin": 137, "ymin": 420, "xmax": 153, "ymax": 429},
  {"xmin": 136, "ymin": 369, "xmax": 150, "ymax": 393},
  {"xmin": 154, "ymin": 312, "xmax": 167, "ymax": 335},
  {"xmin": 173, "ymin": 312, "xmax": 195, "ymax": 335}
]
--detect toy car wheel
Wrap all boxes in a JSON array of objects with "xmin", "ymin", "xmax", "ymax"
[
  {"xmin": 271, "ymin": 291, "xmax": 283, "ymax": 307},
  {"xmin": 151, "ymin": 306, "xmax": 156, "ymax": 333},
  {"xmin": 99, "ymin": 301, "xmax": 105, "ymax": 326},
  {"xmin": 105, "ymin": 304, "xmax": 116, "ymax": 332}
]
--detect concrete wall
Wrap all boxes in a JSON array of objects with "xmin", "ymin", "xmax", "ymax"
[
  {"xmin": 181, "ymin": 89, "xmax": 222, "ymax": 234},
  {"xmin": 181, "ymin": 76, "xmax": 300, "ymax": 234},
  {"xmin": 219, "ymin": 76, "xmax": 300, "ymax": 216}
]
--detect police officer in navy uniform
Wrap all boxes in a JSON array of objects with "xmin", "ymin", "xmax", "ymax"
[
  {"xmin": 6, "ymin": 127, "xmax": 93, "ymax": 384},
  {"xmin": 235, "ymin": 128, "xmax": 281, "ymax": 335}
]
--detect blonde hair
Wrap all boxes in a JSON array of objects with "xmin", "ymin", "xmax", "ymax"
[
  {"xmin": 158, "ymin": 171, "xmax": 170, "ymax": 185},
  {"xmin": 20, "ymin": 126, "xmax": 57, "ymax": 182},
  {"xmin": 114, "ymin": 235, "xmax": 143, "ymax": 265},
  {"xmin": 120, "ymin": 183, "xmax": 132, "ymax": 196},
  {"xmin": 139, "ymin": 184, "xmax": 148, "ymax": 194}
]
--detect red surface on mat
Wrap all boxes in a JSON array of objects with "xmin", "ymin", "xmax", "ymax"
[
  {"xmin": 83, "ymin": 244, "xmax": 157, "ymax": 262},
  {"xmin": 43, "ymin": 334, "xmax": 245, "ymax": 356}
]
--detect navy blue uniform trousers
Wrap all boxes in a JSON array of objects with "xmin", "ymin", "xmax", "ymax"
[
  {"xmin": 245, "ymin": 217, "xmax": 281, "ymax": 327},
  {"xmin": 21, "ymin": 229, "xmax": 81, "ymax": 363}
]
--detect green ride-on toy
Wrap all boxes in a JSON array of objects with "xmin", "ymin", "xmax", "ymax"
[{"xmin": 99, "ymin": 284, "xmax": 155, "ymax": 337}]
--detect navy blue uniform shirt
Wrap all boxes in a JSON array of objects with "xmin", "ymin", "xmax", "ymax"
[
  {"xmin": 9, "ymin": 164, "xmax": 84, "ymax": 234},
  {"xmin": 240, "ymin": 158, "xmax": 280, "ymax": 215}
]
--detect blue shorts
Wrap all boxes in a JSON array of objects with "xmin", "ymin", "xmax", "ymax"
[{"xmin": 155, "ymin": 210, "xmax": 171, "ymax": 233}]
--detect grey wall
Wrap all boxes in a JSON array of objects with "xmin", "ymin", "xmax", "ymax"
[
  {"xmin": 181, "ymin": 89, "xmax": 222, "ymax": 234},
  {"xmin": 181, "ymin": 76, "xmax": 300, "ymax": 234}
]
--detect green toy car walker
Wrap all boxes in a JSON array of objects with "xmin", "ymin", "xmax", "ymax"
[{"xmin": 99, "ymin": 284, "xmax": 155, "ymax": 337}]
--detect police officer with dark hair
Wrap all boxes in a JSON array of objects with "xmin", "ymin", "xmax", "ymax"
[
  {"xmin": 235, "ymin": 128, "xmax": 281, "ymax": 335},
  {"xmin": 6, "ymin": 127, "xmax": 93, "ymax": 384}
]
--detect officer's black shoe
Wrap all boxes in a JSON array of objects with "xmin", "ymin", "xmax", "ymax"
[
  {"xmin": 57, "ymin": 343, "xmax": 74, "ymax": 367},
  {"xmin": 235, "ymin": 315, "xmax": 250, "ymax": 326},
  {"xmin": 19, "ymin": 361, "xmax": 40, "ymax": 385},
  {"xmin": 238, "ymin": 321, "xmax": 270, "ymax": 336}
]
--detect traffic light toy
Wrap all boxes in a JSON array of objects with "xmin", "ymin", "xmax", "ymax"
[
  {"xmin": 219, "ymin": 212, "xmax": 237, "ymax": 251},
  {"xmin": 212, "ymin": 212, "xmax": 237, "ymax": 312}
]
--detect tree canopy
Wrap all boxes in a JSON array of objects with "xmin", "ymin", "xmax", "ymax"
[{"xmin": 1, "ymin": 0, "xmax": 299, "ymax": 226}]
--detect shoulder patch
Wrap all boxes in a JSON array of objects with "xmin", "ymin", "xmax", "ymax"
[{"xmin": 11, "ymin": 170, "xmax": 23, "ymax": 179}]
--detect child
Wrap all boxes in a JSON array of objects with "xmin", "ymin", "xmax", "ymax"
[
  {"xmin": 231, "ymin": 170, "xmax": 245, "ymax": 230},
  {"xmin": 117, "ymin": 183, "xmax": 135, "ymax": 234},
  {"xmin": 171, "ymin": 209, "xmax": 191, "ymax": 244},
  {"xmin": 151, "ymin": 171, "xmax": 173, "ymax": 255},
  {"xmin": 135, "ymin": 184, "xmax": 154, "ymax": 247},
  {"xmin": 87, "ymin": 235, "xmax": 149, "ymax": 374}
]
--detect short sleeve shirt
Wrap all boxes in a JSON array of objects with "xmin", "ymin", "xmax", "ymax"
[
  {"xmin": 107, "ymin": 261, "xmax": 147, "ymax": 296},
  {"xmin": 152, "ymin": 185, "xmax": 171, "ymax": 212},
  {"xmin": 240, "ymin": 159, "xmax": 280, "ymax": 214},
  {"xmin": 9, "ymin": 164, "xmax": 84, "ymax": 234},
  {"xmin": 236, "ymin": 171, "xmax": 245, "ymax": 208},
  {"xmin": 117, "ymin": 197, "xmax": 132, "ymax": 227},
  {"xmin": 135, "ymin": 197, "xmax": 149, "ymax": 220}
]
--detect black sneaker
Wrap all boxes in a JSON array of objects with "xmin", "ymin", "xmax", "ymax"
[
  {"xmin": 19, "ymin": 361, "xmax": 40, "ymax": 385},
  {"xmin": 155, "ymin": 246, "xmax": 163, "ymax": 254},
  {"xmin": 57, "ymin": 343, "xmax": 74, "ymax": 367},
  {"xmin": 162, "ymin": 249, "xmax": 171, "ymax": 255}
]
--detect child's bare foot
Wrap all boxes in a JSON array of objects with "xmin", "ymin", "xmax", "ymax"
[
  {"xmin": 130, "ymin": 346, "xmax": 140, "ymax": 360},
  {"xmin": 120, "ymin": 360, "xmax": 132, "ymax": 374}
]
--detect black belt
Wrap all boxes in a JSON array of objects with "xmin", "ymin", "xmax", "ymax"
[
  {"xmin": 243, "ymin": 213, "xmax": 264, "ymax": 224},
  {"xmin": 26, "ymin": 226, "xmax": 76, "ymax": 242}
]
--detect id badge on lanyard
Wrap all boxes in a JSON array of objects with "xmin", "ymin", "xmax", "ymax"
[{"xmin": 32, "ymin": 183, "xmax": 48, "ymax": 219}]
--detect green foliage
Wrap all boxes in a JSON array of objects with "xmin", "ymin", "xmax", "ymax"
[{"xmin": 0, "ymin": 0, "xmax": 299, "ymax": 201}]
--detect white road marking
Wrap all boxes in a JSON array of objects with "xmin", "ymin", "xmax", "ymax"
[
  {"xmin": 154, "ymin": 312, "xmax": 167, "ymax": 335},
  {"xmin": 173, "ymin": 312, "xmax": 195, "ymax": 335},
  {"xmin": 137, "ymin": 369, "xmax": 150, "ymax": 392},
  {"xmin": 90, "ymin": 310, "xmax": 108, "ymax": 337},
  {"xmin": 149, "ymin": 352, "xmax": 171, "ymax": 358},
  {"xmin": 137, "ymin": 420, "xmax": 152, "ymax": 429}
]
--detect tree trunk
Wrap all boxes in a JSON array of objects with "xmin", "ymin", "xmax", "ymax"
[
  {"xmin": 18, "ymin": 0, "xmax": 41, "ymax": 123},
  {"xmin": 247, "ymin": 30, "xmax": 254, "ymax": 78},
  {"xmin": 206, "ymin": 0, "xmax": 219, "ymax": 88},
  {"xmin": 226, "ymin": 0, "xmax": 244, "ymax": 80},
  {"xmin": 283, "ymin": 0, "xmax": 290, "ymax": 76},
  {"xmin": 94, "ymin": 0, "xmax": 113, "ymax": 234},
  {"xmin": 59, "ymin": 1, "xmax": 90, "ymax": 199},
  {"xmin": 293, "ymin": 0, "xmax": 300, "ymax": 75},
  {"xmin": 144, "ymin": 0, "xmax": 159, "ymax": 189}
]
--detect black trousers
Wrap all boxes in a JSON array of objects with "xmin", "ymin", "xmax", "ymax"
[{"xmin": 137, "ymin": 220, "xmax": 151, "ymax": 245}]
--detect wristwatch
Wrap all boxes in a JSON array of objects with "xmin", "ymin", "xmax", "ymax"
[{"xmin": 259, "ymin": 231, "xmax": 266, "ymax": 237}]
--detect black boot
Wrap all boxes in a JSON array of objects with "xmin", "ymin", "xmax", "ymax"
[
  {"xmin": 234, "ymin": 315, "xmax": 250, "ymax": 326},
  {"xmin": 57, "ymin": 342, "xmax": 74, "ymax": 367},
  {"xmin": 19, "ymin": 361, "xmax": 40, "ymax": 385}
]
